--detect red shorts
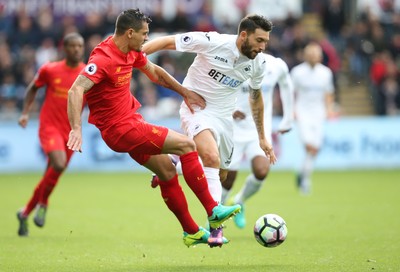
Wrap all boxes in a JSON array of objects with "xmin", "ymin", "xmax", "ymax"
[
  {"xmin": 39, "ymin": 125, "xmax": 69, "ymax": 154},
  {"xmin": 100, "ymin": 113, "xmax": 168, "ymax": 165}
]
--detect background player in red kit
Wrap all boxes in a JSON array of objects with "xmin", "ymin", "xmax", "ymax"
[
  {"xmin": 67, "ymin": 9, "xmax": 240, "ymax": 247},
  {"xmin": 16, "ymin": 33, "xmax": 85, "ymax": 236}
]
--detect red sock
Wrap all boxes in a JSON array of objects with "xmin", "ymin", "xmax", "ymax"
[
  {"xmin": 22, "ymin": 182, "xmax": 42, "ymax": 217},
  {"xmin": 38, "ymin": 167, "xmax": 62, "ymax": 206},
  {"xmin": 23, "ymin": 167, "xmax": 62, "ymax": 216},
  {"xmin": 180, "ymin": 151, "xmax": 217, "ymax": 216},
  {"xmin": 158, "ymin": 174, "xmax": 199, "ymax": 234}
]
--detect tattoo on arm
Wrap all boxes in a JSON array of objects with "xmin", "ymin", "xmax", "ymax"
[
  {"xmin": 249, "ymin": 88, "xmax": 264, "ymax": 135},
  {"xmin": 75, "ymin": 75, "xmax": 94, "ymax": 93},
  {"xmin": 249, "ymin": 88, "xmax": 261, "ymax": 100},
  {"xmin": 157, "ymin": 73, "xmax": 173, "ymax": 88},
  {"xmin": 140, "ymin": 61, "xmax": 181, "ymax": 95}
]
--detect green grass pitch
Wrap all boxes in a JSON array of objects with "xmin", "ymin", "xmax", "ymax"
[{"xmin": 1, "ymin": 170, "xmax": 399, "ymax": 272}]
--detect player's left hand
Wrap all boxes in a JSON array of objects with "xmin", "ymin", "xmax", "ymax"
[
  {"xmin": 184, "ymin": 91, "xmax": 206, "ymax": 113},
  {"xmin": 18, "ymin": 114, "xmax": 29, "ymax": 128},
  {"xmin": 277, "ymin": 128, "xmax": 291, "ymax": 134},
  {"xmin": 260, "ymin": 141, "xmax": 277, "ymax": 164},
  {"xmin": 67, "ymin": 129, "xmax": 83, "ymax": 153},
  {"xmin": 327, "ymin": 110, "xmax": 340, "ymax": 120}
]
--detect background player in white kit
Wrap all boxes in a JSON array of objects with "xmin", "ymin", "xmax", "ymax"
[
  {"xmin": 143, "ymin": 14, "xmax": 277, "ymax": 247},
  {"xmin": 221, "ymin": 53, "xmax": 294, "ymax": 229},
  {"xmin": 290, "ymin": 42, "xmax": 336, "ymax": 195}
]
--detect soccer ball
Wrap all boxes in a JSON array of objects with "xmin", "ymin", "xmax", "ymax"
[{"xmin": 253, "ymin": 213, "xmax": 288, "ymax": 248}]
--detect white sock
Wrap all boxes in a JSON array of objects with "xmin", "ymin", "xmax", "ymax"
[
  {"xmin": 203, "ymin": 167, "xmax": 222, "ymax": 203},
  {"xmin": 221, "ymin": 187, "xmax": 231, "ymax": 204},
  {"xmin": 302, "ymin": 153, "xmax": 314, "ymax": 183},
  {"xmin": 175, "ymin": 161, "xmax": 183, "ymax": 175},
  {"xmin": 234, "ymin": 174, "xmax": 264, "ymax": 204},
  {"xmin": 175, "ymin": 155, "xmax": 203, "ymax": 176}
]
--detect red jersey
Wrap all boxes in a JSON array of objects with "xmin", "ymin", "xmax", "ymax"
[
  {"xmin": 81, "ymin": 36, "xmax": 148, "ymax": 131},
  {"xmin": 35, "ymin": 59, "xmax": 86, "ymax": 137}
]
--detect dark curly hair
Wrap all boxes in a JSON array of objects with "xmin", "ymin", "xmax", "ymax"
[
  {"xmin": 115, "ymin": 8, "xmax": 152, "ymax": 35},
  {"xmin": 238, "ymin": 14, "xmax": 273, "ymax": 35}
]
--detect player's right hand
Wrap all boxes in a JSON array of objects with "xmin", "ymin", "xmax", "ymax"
[
  {"xmin": 67, "ymin": 129, "xmax": 82, "ymax": 153},
  {"xmin": 185, "ymin": 91, "xmax": 206, "ymax": 113},
  {"xmin": 18, "ymin": 114, "xmax": 29, "ymax": 128},
  {"xmin": 232, "ymin": 110, "xmax": 246, "ymax": 120}
]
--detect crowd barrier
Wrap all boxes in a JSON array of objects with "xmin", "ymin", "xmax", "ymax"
[{"xmin": 0, "ymin": 116, "xmax": 399, "ymax": 173}]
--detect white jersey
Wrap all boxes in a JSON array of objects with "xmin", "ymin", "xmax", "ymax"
[
  {"xmin": 229, "ymin": 54, "xmax": 294, "ymax": 170},
  {"xmin": 290, "ymin": 62, "xmax": 334, "ymax": 119},
  {"xmin": 290, "ymin": 62, "xmax": 334, "ymax": 147},
  {"xmin": 234, "ymin": 53, "xmax": 294, "ymax": 142},
  {"xmin": 175, "ymin": 31, "xmax": 265, "ymax": 117}
]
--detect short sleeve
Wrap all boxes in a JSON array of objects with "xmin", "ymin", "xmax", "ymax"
[
  {"xmin": 34, "ymin": 63, "xmax": 49, "ymax": 88},
  {"xmin": 132, "ymin": 51, "xmax": 148, "ymax": 68},
  {"xmin": 175, "ymin": 32, "xmax": 213, "ymax": 54},
  {"xmin": 289, "ymin": 67, "xmax": 299, "ymax": 91},
  {"xmin": 248, "ymin": 55, "xmax": 265, "ymax": 90},
  {"xmin": 325, "ymin": 68, "xmax": 334, "ymax": 93},
  {"xmin": 81, "ymin": 49, "xmax": 109, "ymax": 84},
  {"xmin": 276, "ymin": 58, "xmax": 290, "ymax": 75}
]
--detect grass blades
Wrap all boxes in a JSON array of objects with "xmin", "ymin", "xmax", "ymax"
[{"xmin": 1, "ymin": 170, "xmax": 399, "ymax": 272}]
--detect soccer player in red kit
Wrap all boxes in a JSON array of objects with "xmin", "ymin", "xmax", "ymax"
[
  {"xmin": 16, "ymin": 33, "xmax": 85, "ymax": 236},
  {"xmin": 66, "ymin": 9, "xmax": 240, "ymax": 247}
]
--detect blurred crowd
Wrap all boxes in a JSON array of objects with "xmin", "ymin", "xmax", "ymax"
[{"xmin": 0, "ymin": 0, "xmax": 399, "ymax": 121}]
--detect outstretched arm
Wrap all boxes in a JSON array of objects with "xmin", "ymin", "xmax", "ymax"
[
  {"xmin": 67, "ymin": 75, "xmax": 94, "ymax": 152},
  {"xmin": 249, "ymin": 88, "xmax": 277, "ymax": 164},
  {"xmin": 277, "ymin": 72, "xmax": 294, "ymax": 133},
  {"xmin": 139, "ymin": 60, "xmax": 205, "ymax": 113},
  {"xmin": 325, "ymin": 92, "xmax": 338, "ymax": 119},
  {"xmin": 18, "ymin": 81, "xmax": 39, "ymax": 128},
  {"xmin": 142, "ymin": 35, "xmax": 176, "ymax": 55}
]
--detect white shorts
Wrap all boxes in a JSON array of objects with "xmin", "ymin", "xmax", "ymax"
[
  {"xmin": 295, "ymin": 104, "xmax": 326, "ymax": 148},
  {"xmin": 296, "ymin": 116, "xmax": 324, "ymax": 148},
  {"xmin": 229, "ymin": 122, "xmax": 268, "ymax": 170},
  {"xmin": 180, "ymin": 104, "xmax": 234, "ymax": 169}
]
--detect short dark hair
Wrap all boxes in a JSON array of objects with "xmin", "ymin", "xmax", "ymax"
[
  {"xmin": 115, "ymin": 8, "xmax": 152, "ymax": 35},
  {"xmin": 238, "ymin": 14, "xmax": 273, "ymax": 35},
  {"xmin": 63, "ymin": 32, "xmax": 84, "ymax": 47}
]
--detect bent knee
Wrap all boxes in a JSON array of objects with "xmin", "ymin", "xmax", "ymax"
[
  {"xmin": 51, "ymin": 163, "xmax": 67, "ymax": 173},
  {"xmin": 173, "ymin": 137, "xmax": 196, "ymax": 155},
  {"xmin": 200, "ymin": 152, "xmax": 220, "ymax": 168},
  {"xmin": 156, "ymin": 164, "xmax": 177, "ymax": 181},
  {"xmin": 219, "ymin": 170, "xmax": 228, "ymax": 183}
]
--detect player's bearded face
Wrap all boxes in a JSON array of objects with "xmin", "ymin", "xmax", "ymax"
[
  {"xmin": 241, "ymin": 37, "xmax": 258, "ymax": 59},
  {"xmin": 241, "ymin": 29, "xmax": 269, "ymax": 59}
]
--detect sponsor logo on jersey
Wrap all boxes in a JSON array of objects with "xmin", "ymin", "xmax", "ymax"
[
  {"xmin": 214, "ymin": 56, "xmax": 228, "ymax": 63},
  {"xmin": 208, "ymin": 69, "xmax": 242, "ymax": 88},
  {"xmin": 115, "ymin": 72, "xmax": 132, "ymax": 87},
  {"xmin": 85, "ymin": 63, "xmax": 97, "ymax": 75},
  {"xmin": 152, "ymin": 126, "xmax": 162, "ymax": 136}
]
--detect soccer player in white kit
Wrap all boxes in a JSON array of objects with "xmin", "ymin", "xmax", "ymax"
[
  {"xmin": 143, "ymin": 14, "xmax": 277, "ymax": 247},
  {"xmin": 290, "ymin": 42, "xmax": 336, "ymax": 195},
  {"xmin": 221, "ymin": 53, "xmax": 294, "ymax": 228}
]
